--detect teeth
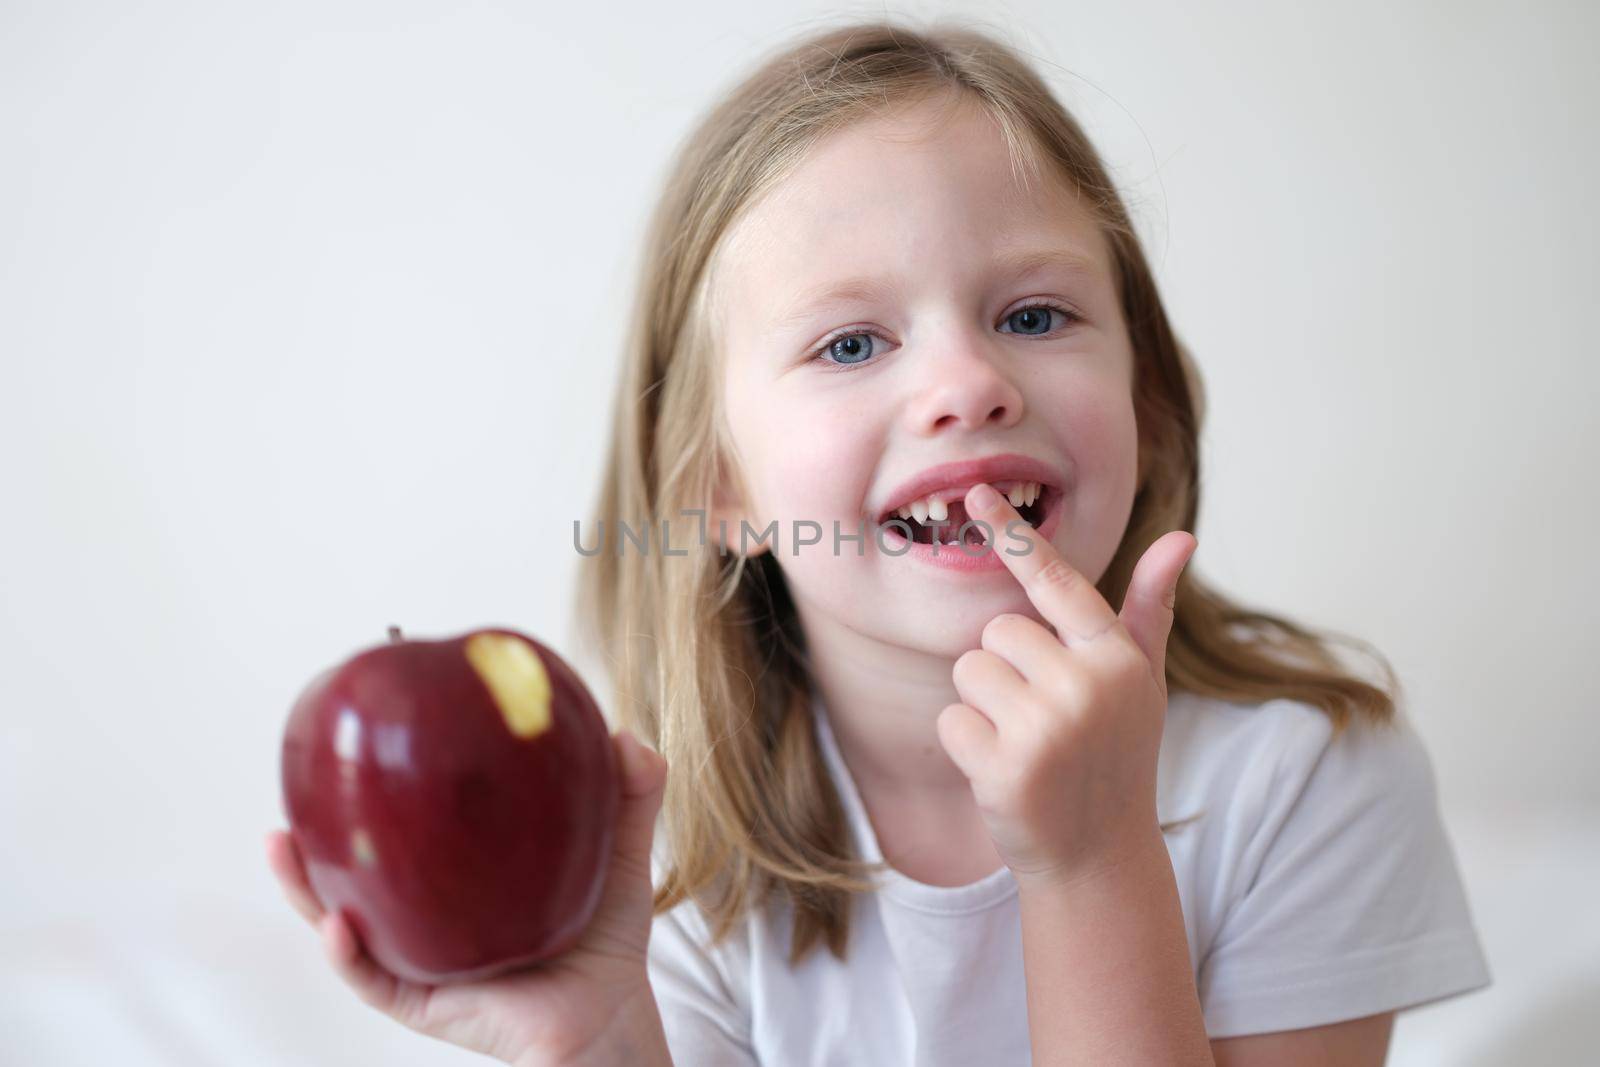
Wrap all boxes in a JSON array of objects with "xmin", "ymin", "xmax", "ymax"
[{"xmin": 889, "ymin": 481, "xmax": 1047, "ymax": 526}]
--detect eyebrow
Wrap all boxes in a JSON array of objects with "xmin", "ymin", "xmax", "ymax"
[{"xmin": 773, "ymin": 246, "xmax": 1102, "ymax": 330}]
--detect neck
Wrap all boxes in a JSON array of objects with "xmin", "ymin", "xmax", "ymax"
[{"xmin": 799, "ymin": 609, "xmax": 975, "ymax": 801}]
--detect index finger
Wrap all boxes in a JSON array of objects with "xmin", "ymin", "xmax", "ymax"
[
  {"xmin": 265, "ymin": 829, "xmax": 328, "ymax": 928},
  {"xmin": 964, "ymin": 482, "xmax": 1119, "ymax": 646}
]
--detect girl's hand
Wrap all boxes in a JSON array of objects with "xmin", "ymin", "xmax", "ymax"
[
  {"xmin": 936, "ymin": 482, "xmax": 1198, "ymax": 891},
  {"xmin": 264, "ymin": 729, "xmax": 670, "ymax": 1067}
]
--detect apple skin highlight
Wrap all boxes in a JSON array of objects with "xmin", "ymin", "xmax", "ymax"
[{"xmin": 280, "ymin": 627, "xmax": 619, "ymax": 984}]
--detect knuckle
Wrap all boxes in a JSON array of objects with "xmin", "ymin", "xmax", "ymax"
[
  {"xmin": 1074, "ymin": 616, "xmax": 1117, "ymax": 646},
  {"xmin": 1033, "ymin": 558, "xmax": 1081, "ymax": 593},
  {"xmin": 980, "ymin": 613, "xmax": 1020, "ymax": 648},
  {"xmin": 1037, "ymin": 667, "xmax": 1080, "ymax": 710},
  {"xmin": 1111, "ymin": 637, "xmax": 1149, "ymax": 678},
  {"xmin": 1004, "ymin": 747, "xmax": 1050, "ymax": 796},
  {"xmin": 952, "ymin": 648, "xmax": 984, "ymax": 686},
  {"xmin": 982, "ymin": 760, "xmax": 1028, "ymax": 807},
  {"xmin": 609, "ymin": 849, "xmax": 653, "ymax": 888}
]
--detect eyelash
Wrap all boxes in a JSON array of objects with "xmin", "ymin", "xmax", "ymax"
[{"xmin": 809, "ymin": 301, "xmax": 1084, "ymax": 371}]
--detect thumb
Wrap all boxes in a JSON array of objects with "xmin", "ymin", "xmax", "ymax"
[
  {"xmin": 574, "ymin": 728, "xmax": 668, "ymax": 962},
  {"xmin": 1120, "ymin": 530, "xmax": 1198, "ymax": 688},
  {"xmin": 611, "ymin": 728, "xmax": 668, "ymax": 875}
]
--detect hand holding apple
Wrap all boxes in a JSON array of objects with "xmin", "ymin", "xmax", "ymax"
[
  {"xmin": 268, "ymin": 627, "xmax": 675, "ymax": 1065},
  {"xmin": 265, "ymin": 729, "xmax": 673, "ymax": 1065},
  {"xmin": 280, "ymin": 626, "xmax": 622, "ymax": 983}
]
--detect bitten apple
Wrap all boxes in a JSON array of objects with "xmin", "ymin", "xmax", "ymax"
[{"xmin": 280, "ymin": 626, "xmax": 619, "ymax": 984}]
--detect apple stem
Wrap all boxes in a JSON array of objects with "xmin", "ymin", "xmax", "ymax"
[{"xmin": 387, "ymin": 625, "xmax": 403, "ymax": 643}]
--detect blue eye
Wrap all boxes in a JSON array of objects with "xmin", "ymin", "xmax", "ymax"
[
  {"xmin": 820, "ymin": 333, "xmax": 878, "ymax": 366},
  {"xmin": 811, "ymin": 302, "xmax": 1082, "ymax": 371},
  {"xmin": 1003, "ymin": 305, "xmax": 1064, "ymax": 336}
]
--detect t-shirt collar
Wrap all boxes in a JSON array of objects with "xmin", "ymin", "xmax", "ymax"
[{"xmin": 809, "ymin": 690, "xmax": 1020, "ymax": 915}]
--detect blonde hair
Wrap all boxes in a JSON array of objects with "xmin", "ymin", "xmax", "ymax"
[{"xmin": 572, "ymin": 17, "xmax": 1400, "ymax": 967}]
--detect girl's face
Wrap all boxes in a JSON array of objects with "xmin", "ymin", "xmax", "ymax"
[{"xmin": 710, "ymin": 94, "xmax": 1140, "ymax": 660}]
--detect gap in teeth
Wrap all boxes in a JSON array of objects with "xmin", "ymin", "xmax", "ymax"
[{"xmin": 895, "ymin": 480, "xmax": 1040, "ymax": 522}]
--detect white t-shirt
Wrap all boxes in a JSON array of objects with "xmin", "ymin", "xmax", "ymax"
[{"xmin": 646, "ymin": 689, "xmax": 1492, "ymax": 1064}]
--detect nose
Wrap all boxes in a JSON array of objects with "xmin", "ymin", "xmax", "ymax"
[{"xmin": 903, "ymin": 335, "xmax": 1025, "ymax": 436}]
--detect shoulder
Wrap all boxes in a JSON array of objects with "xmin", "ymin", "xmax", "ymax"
[
  {"xmin": 1158, "ymin": 690, "xmax": 1432, "ymax": 832},
  {"xmin": 647, "ymin": 837, "xmax": 756, "ymax": 985},
  {"xmin": 1163, "ymin": 694, "xmax": 1492, "ymax": 1035},
  {"xmin": 1161, "ymin": 688, "xmax": 1340, "ymax": 776},
  {"xmin": 1158, "ymin": 690, "xmax": 1457, "ymax": 930},
  {"xmin": 646, "ymin": 843, "xmax": 764, "ymax": 1062}
]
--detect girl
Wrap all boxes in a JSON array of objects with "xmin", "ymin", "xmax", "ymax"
[{"xmin": 266, "ymin": 18, "xmax": 1491, "ymax": 1066}]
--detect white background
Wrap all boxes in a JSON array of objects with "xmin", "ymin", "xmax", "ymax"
[{"xmin": 2, "ymin": 0, "xmax": 1596, "ymax": 1063}]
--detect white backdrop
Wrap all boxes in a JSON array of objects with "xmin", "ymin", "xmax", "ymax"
[{"xmin": 3, "ymin": 1, "xmax": 1596, "ymax": 1064}]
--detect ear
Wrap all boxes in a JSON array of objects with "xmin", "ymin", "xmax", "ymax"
[
  {"xmin": 1135, "ymin": 417, "xmax": 1156, "ymax": 491},
  {"xmin": 709, "ymin": 460, "xmax": 770, "ymax": 559}
]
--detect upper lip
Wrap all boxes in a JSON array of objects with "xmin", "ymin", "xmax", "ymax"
[{"xmin": 873, "ymin": 452, "xmax": 1067, "ymax": 520}]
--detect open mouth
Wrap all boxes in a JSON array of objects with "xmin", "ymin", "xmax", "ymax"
[{"xmin": 874, "ymin": 480, "xmax": 1058, "ymax": 547}]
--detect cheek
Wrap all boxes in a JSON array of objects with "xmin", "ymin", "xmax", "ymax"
[
  {"xmin": 1041, "ymin": 372, "xmax": 1141, "ymax": 559},
  {"xmin": 1047, "ymin": 367, "xmax": 1139, "ymax": 474},
  {"xmin": 1079, "ymin": 399, "xmax": 1139, "ymax": 477},
  {"xmin": 768, "ymin": 404, "xmax": 878, "ymax": 516},
  {"xmin": 1066, "ymin": 402, "xmax": 1142, "ymax": 574},
  {"xmin": 731, "ymin": 382, "xmax": 881, "ymax": 521}
]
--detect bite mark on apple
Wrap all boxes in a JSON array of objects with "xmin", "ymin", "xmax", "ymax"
[
  {"xmin": 352, "ymin": 827, "xmax": 378, "ymax": 867},
  {"xmin": 464, "ymin": 633, "xmax": 554, "ymax": 739}
]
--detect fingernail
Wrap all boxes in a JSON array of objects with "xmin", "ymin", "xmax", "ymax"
[
  {"xmin": 617, "ymin": 729, "xmax": 644, "ymax": 775},
  {"xmin": 970, "ymin": 483, "xmax": 1000, "ymax": 511}
]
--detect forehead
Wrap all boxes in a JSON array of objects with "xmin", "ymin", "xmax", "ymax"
[{"xmin": 711, "ymin": 95, "xmax": 1111, "ymax": 329}]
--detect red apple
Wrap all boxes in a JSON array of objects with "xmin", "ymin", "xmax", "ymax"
[{"xmin": 280, "ymin": 626, "xmax": 619, "ymax": 984}]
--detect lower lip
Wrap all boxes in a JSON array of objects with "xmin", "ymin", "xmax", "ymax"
[{"xmin": 876, "ymin": 487, "xmax": 1064, "ymax": 573}]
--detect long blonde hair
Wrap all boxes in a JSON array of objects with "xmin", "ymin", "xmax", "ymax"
[{"xmin": 572, "ymin": 17, "xmax": 1400, "ymax": 967}]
